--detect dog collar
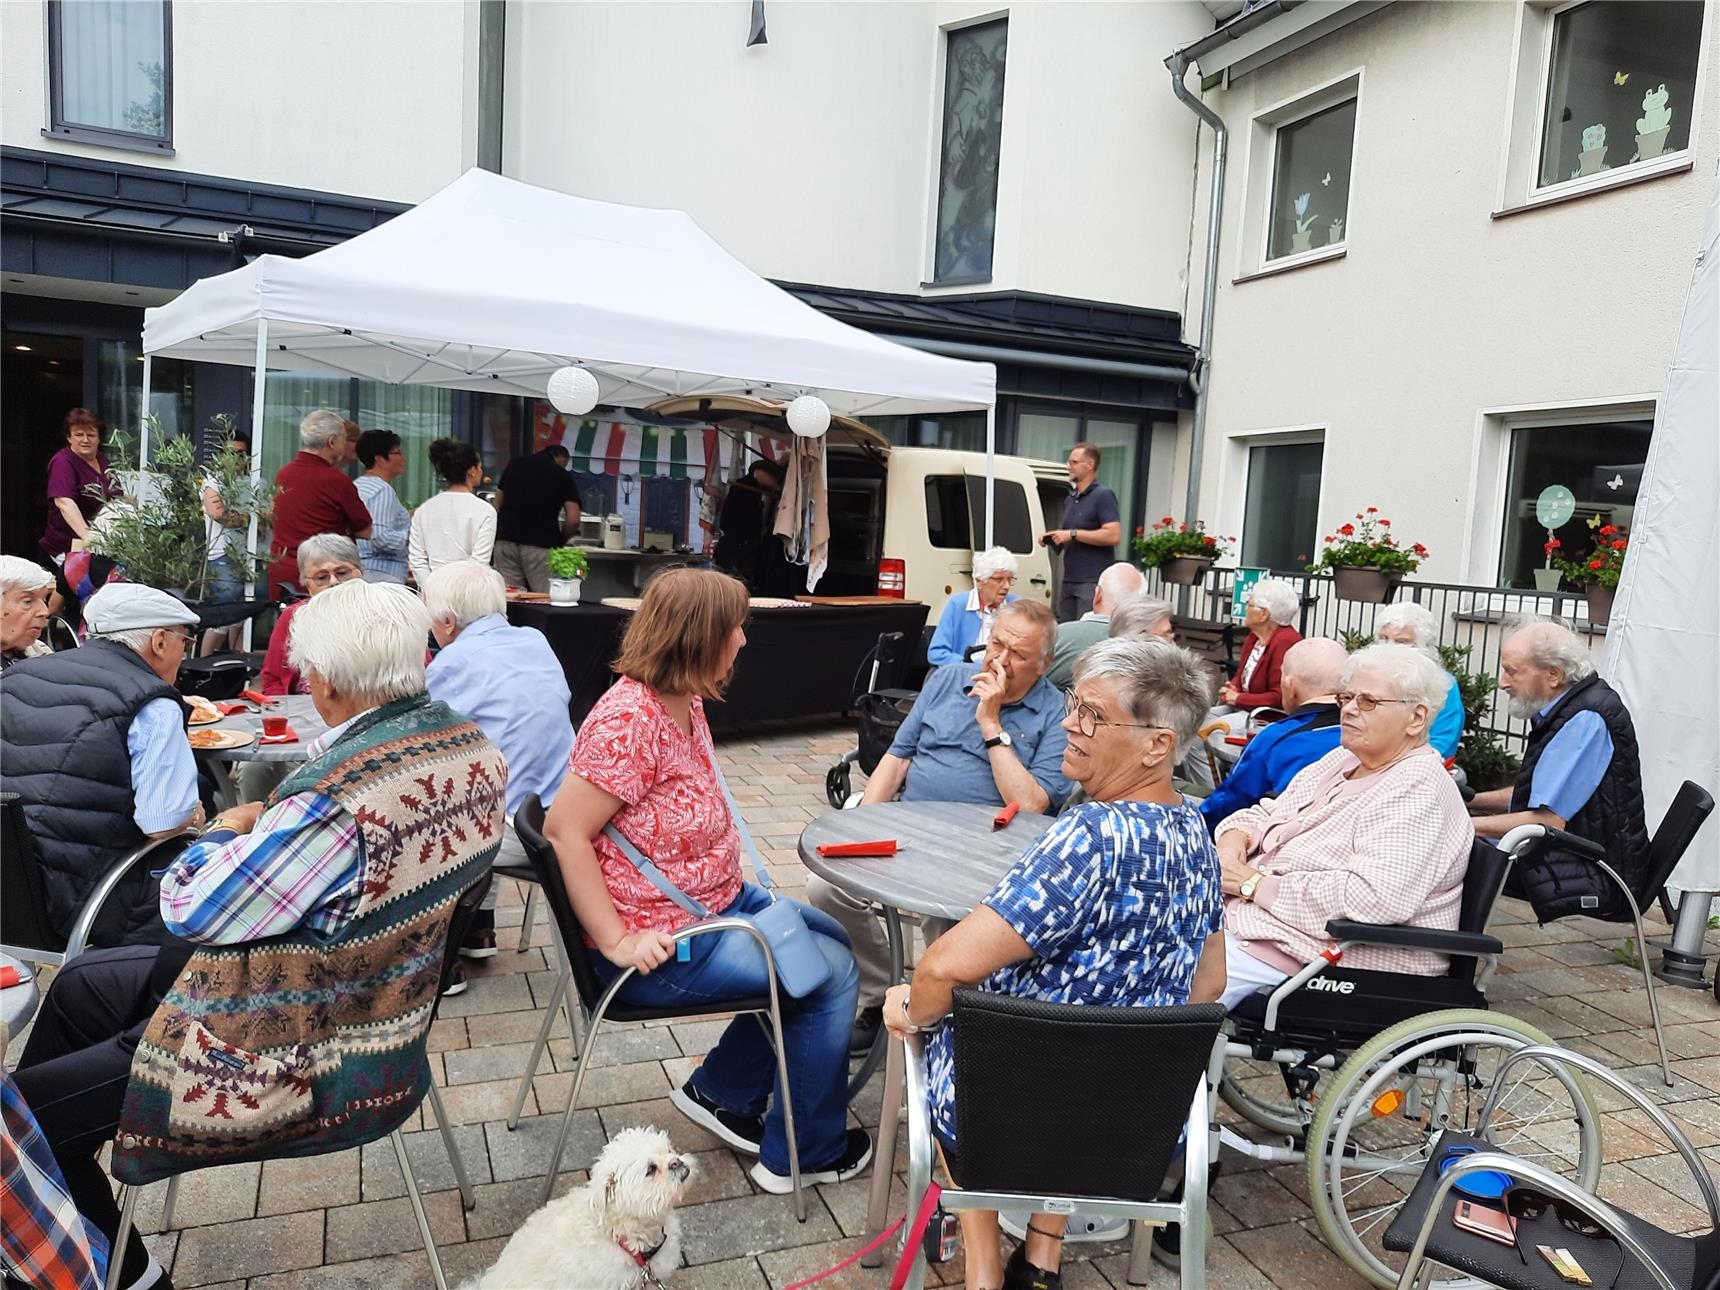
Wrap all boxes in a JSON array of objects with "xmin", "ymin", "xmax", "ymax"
[{"xmin": 616, "ymin": 1233, "xmax": 667, "ymax": 1265}]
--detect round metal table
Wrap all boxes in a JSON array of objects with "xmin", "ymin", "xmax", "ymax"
[
  {"xmin": 1, "ymin": 951, "xmax": 40, "ymax": 1042},
  {"xmin": 194, "ymin": 695, "xmax": 330, "ymax": 809},
  {"xmin": 798, "ymin": 799, "xmax": 1056, "ymax": 1267}
]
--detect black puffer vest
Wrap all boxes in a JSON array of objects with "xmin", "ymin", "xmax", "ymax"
[
  {"xmin": 0, "ymin": 640, "xmax": 184, "ymax": 946},
  {"xmin": 1509, "ymin": 673, "xmax": 1649, "ymax": 922}
]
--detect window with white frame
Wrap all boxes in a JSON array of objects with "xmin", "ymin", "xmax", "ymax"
[
  {"xmin": 1537, "ymin": 1, "xmax": 1704, "ymax": 191},
  {"xmin": 1241, "ymin": 439, "xmax": 1324, "ymax": 571},
  {"xmin": 1267, "ymin": 99, "xmax": 1357, "ymax": 261},
  {"xmin": 47, "ymin": 0, "xmax": 172, "ymax": 151},
  {"xmin": 1499, "ymin": 417, "xmax": 1651, "ymax": 588}
]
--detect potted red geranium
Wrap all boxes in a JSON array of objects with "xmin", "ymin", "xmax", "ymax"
[
  {"xmin": 1131, "ymin": 517, "xmax": 1231, "ymax": 585},
  {"xmin": 1307, "ymin": 508, "xmax": 1426, "ymax": 603},
  {"xmin": 1534, "ymin": 537, "xmax": 1564, "ymax": 592},
  {"xmin": 1554, "ymin": 517, "xmax": 1628, "ymax": 625}
]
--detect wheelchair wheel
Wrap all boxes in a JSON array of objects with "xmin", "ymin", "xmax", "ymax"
[
  {"xmin": 824, "ymin": 762, "xmax": 852, "ymax": 812},
  {"xmin": 1305, "ymin": 1009, "xmax": 1601, "ymax": 1290},
  {"xmin": 1218, "ymin": 1057, "xmax": 1310, "ymax": 1138}
]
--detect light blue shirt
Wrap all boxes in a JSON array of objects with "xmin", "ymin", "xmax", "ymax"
[
  {"xmin": 1429, "ymin": 672, "xmax": 1465, "ymax": 761},
  {"xmin": 126, "ymin": 697, "xmax": 201, "ymax": 833},
  {"xmin": 1528, "ymin": 702, "xmax": 1614, "ymax": 822},
  {"xmin": 888, "ymin": 662, "xmax": 1071, "ymax": 810},
  {"xmin": 927, "ymin": 590, "xmax": 1018, "ymax": 667},
  {"xmin": 427, "ymin": 614, "xmax": 574, "ymax": 818},
  {"xmin": 355, "ymin": 474, "xmax": 410, "ymax": 583}
]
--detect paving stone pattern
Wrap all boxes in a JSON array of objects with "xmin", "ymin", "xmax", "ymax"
[{"xmin": 15, "ymin": 719, "xmax": 1720, "ymax": 1288}]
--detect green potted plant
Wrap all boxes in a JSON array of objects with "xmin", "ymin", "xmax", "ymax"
[
  {"xmin": 1308, "ymin": 508, "xmax": 1426, "ymax": 603},
  {"xmin": 545, "ymin": 545, "xmax": 589, "ymax": 605},
  {"xmin": 1131, "ymin": 517, "xmax": 1231, "ymax": 585},
  {"xmin": 1553, "ymin": 517, "xmax": 1627, "ymax": 626}
]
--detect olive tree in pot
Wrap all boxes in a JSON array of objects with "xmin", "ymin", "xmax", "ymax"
[{"xmin": 546, "ymin": 546, "xmax": 589, "ymax": 605}]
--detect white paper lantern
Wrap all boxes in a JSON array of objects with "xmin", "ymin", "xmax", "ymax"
[
  {"xmin": 546, "ymin": 366, "xmax": 601, "ymax": 416},
  {"xmin": 786, "ymin": 394, "xmax": 831, "ymax": 438}
]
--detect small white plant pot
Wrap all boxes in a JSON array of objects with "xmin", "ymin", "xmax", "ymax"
[
  {"xmin": 548, "ymin": 577, "xmax": 582, "ymax": 606},
  {"xmin": 1578, "ymin": 146, "xmax": 1608, "ymax": 176},
  {"xmin": 1636, "ymin": 128, "xmax": 1670, "ymax": 161},
  {"xmin": 1533, "ymin": 568, "xmax": 1563, "ymax": 593},
  {"xmin": 1291, "ymin": 229, "xmax": 1314, "ymax": 253}
]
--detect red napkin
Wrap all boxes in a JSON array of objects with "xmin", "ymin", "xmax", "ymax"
[
  {"xmin": 0, "ymin": 965, "xmax": 22, "ymax": 988},
  {"xmin": 816, "ymin": 840, "xmax": 898, "ymax": 858},
  {"xmin": 259, "ymin": 727, "xmax": 301, "ymax": 745},
  {"xmin": 215, "ymin": 701, "xmax": 249, "ymax": 716}
]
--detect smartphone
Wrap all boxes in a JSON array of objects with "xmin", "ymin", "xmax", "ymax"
[{"xmin": 1453, "ymin": 1201, "xmax": 1517, "ymax": 1246}]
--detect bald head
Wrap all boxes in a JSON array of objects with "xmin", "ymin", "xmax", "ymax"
[
  {"xmin": 1093, "ymin": 562, "xmax": 1146, "ymax": 616},
  {"xmin": 1281, "ymin": 638, "xmax": 1349, "ymax": 709}
]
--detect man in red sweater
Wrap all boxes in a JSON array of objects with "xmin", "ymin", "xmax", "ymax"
[{"xmin": 267, "ymin": 410, "xmax": 373, "ymax": 597}]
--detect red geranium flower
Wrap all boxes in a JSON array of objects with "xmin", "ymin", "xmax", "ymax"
[
  {"xmin": 1544, "ymin": 539, "xmax": 1561, "ymax": 552},
  {"xmin": 1379, "ymin": 518, "xmax": 1391, "ymax": 527},
  {"xmin": 1611, "ymin": 539, "xmax": 1626, "ymax": 550},
  {"xmin": 1162, "ymin": 516, "xmax": 1175, "ymax": 526},
  {"xmin": 1366, "ymin": 506, "xmax": 1379, "ymax": 514},
  {"xmin": 1589, "ymin": 559, "xmax": 1604, "ymax": 570},
  {"xmin": 1599, "ymin": 524, "xmax": 1617, "ymax": 536},
  {"xmin": 1324, "ymin": 535, "xmax": 1334, "ymax": 543},
  {"xmin": 1135, "ymin": 526, "xmax": 1144, "ymax": 536},
  {"xmin": 1338, "ymin": 522, "xmax": 1356, "ymax": 537}
]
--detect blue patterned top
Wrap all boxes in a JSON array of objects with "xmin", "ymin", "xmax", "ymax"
[{"xmin": 925, "ymin": 798, "xmax": 1223, "ymax": 1143}]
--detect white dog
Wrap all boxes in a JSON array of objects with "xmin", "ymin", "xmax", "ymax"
[{"xmin": 462, "ymin": 1127, "xmax": 694, "ymax": 1289}]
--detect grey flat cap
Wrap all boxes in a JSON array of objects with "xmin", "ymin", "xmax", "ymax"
[{"xmin": 84, "ymin": 583, "xmax": 200, "ymax": 634}]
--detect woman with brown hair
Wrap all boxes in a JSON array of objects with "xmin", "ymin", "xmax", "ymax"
[
  {"xmin": 40, "ymin": 408, "xmax": 121, "ymax": 563},
  {"xmin": 545, "ymin": 568, "xmax": 869, "ymax": 1194}
]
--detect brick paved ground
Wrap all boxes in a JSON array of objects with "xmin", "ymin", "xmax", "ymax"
[{"xmin": 14, "ymin": 718, "xmax": 1720, "ymax": 1289}]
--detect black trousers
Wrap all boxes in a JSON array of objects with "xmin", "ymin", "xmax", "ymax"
[{"xmin": 11, "ymin": 942, "xmax": 191, "ymax": 1288}]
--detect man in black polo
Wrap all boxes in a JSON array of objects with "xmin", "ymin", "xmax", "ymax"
[
  {"xmin": 493, "ymin": 444, "xmax": 582, "ymax": 592},
  {"xmin": 1042, "ymin": 441, "xmax": 1122, "ymax": 622}
]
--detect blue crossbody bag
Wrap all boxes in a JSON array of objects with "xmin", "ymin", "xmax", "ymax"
[{"xmin": 602, "ymin": 733, "xmax": 833, "ymax": 998}]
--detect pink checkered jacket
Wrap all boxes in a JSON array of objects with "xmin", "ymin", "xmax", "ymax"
[{"xmin": 1216, "ymin": 743, "xmax": 1474, "ymax": 976}]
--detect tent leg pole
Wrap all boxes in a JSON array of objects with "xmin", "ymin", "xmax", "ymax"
[
  {"xmin": 244, "ymin": 321, "xmax": 269, "ymax": 653},
  {"xmin": 984, "ymin": 403, "xmax": 996, "ymax": 550},
  {"xmin": 138, "ymin": 354, "xmax": 153, "ymax": 471}
]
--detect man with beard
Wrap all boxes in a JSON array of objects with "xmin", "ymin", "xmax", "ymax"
[{"xmin": 1468, "ymin": 618, "xmax": 1648, "ymax": 920}]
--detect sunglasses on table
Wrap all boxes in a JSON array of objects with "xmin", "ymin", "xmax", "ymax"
[{"xmin": 1505, "ymin": 1188, "xmax": 1622, "ymax": 1288}]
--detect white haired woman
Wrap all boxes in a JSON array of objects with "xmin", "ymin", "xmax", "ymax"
[
  {"xmin": 882, "ymin": 637, "xmax": 1227, "ymax": 1290},
  {"xmin": 1213, "ymin": 642, "xmax": 1472, "ymax": 1009},
  {"xmin": 0, "ymin": 555, "xmax": 56, "ymax": 669},
  {"xmin": 1375, "ymin": 601, "xmax": 1465, "ymax": 761},
  {"xmin": 927, "ymin": 546, "xmax": 1019, "ymax": 667},
  {"xmin": 1106, "ymin": 592, "xmax": 1175, "ymax": 642},
  {"xmin": 1217, "ymin": 577, "xmax": 1303, "ymax": 716},
  {"xmin": 259, "ymin": 534, "xmax": 365, "ymax": 695}
]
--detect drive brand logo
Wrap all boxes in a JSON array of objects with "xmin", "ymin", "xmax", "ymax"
[{"xmin": 1307, "ymin": 977, "xmax": 1356, "ymax": 994}]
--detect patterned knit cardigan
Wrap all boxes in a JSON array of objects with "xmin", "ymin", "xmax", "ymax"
[{"xmin": 112, "ymin": 694, "xmax": 508, "ymax": 1185}]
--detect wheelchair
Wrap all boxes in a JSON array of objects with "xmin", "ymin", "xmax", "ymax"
[
  {"xmin": 824, "ymin": 627, "xmax": 927, "ymax": 809},
  {"xmin": 1206, "ymin": 826, "xmax": 1606, "ymax": 1290}
]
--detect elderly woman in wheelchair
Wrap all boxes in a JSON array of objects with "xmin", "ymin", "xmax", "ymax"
[
  {"xmin": 882, "ymin": 637, "xmax": 1227, "ymax": 1290},
  {"xmin": 1204, "ymin": 643, "xmax": 1608, "ymax": 1289}
]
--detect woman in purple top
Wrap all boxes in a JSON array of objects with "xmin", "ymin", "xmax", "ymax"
[{"xmin": 40, "ymin": 409, "xmax": 121, "ymax": 562}]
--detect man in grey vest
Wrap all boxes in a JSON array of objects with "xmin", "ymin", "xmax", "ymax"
[{"xmin": 0, "ymin": 583, "xmax": 205, "ymax": 946}]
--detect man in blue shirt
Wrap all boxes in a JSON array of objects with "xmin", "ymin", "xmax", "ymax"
[
  {"xmin": 423, "ymin": 561, "xmax": 574, "ymax": 960},
  {"xmin": 1042, "ymin": 442, "xmax": 1121, "ymax": 622},
  {"xmin": 809, "ymin": 599, "xmax": 1070, "ymax": 1050},
  {"xmin": 1200, "ymin": 637, "xmax": 1348, "ymax": 830}
]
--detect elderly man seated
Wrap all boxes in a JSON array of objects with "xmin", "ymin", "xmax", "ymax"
[
  {"xmin": 882, "ymin": 637, "xmax": 1226, "ymax": 1290},
  {"xmin": 8, "ymin": 580, "xmax": 508, "ymax": 1290},
  {"xmin": 0, "ymin": 583, "xmax": 205, "ymax": 948},
  {"xmin": 810, "ymin": 599, "xmax": 1070, "ymax": 1053},
  {"xmin": 1468, "ymin": 618, "xmax": 1647, "ymax": 920},
  {"xmin": 1199, "ymin": 638, "xmax": 1348, "ymax": 830},
  {"xmin": 1213, "ymin": 642, "xmax": 1472, "ymax": 1008},
  {"xmin": 1374, "ymin": 602, "xmax": 1465, "ymax": 760},
  {"xmin": 1045, "ymin": 560, "xmax": 1145, "ymax": 689},
  {"xmin": 423, "ymin": 560, "xmax": 574, "ymax": 963},
  {"xmin": 0, "ymin": 555, "xmax": 56, "ymax": 669}
]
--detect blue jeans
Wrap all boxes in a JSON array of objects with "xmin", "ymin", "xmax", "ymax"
[{"xmin": 591, "ymin": 883, "xmax": 859, "ymax": 1174}]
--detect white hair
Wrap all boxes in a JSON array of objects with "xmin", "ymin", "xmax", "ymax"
[
  {"xmin": 0, "ymin": 556, "xmax": 54, "ymax": 595},
  {"xmin": 1376, "ymin": 601, "xmax": 1440, "ymax": 650},
  {"xmin": 1073, "ymin": 636, "xmax": 1217, "ymax": 746},
  {"xmin": 299, "ymin": 409, "xmax": 346, "ymax": 451},
  {"xmin": 297, "ymin": 533, "xmax": 361, "ymax": 577},
  {"xmin": 93, "ymin": 627, "xmax": 159, "ymax": 654},
  {"xmin": 1096, "ymin": 561, "xmax": 1145, "ymax": 605},
  {"xmin": 421, "ymin": 561, "xmax": 507, "ymax": 630},
  {"xmin": 1107, "ymin": 593, "xmax": 1172, "ymax": 639},
  {"xmin": 288, "ymin": 580, "xmax": 429, "ymax": 703},
  {"xmin": 972, "ymin": 546, "xmax": 1018, "ymax": 583},
  {"xmin": 1247, "ymin": 577, "xmax": 1301, "ymax": 626},
  {"xmin": 1341, "ymin": 642, "xmax": 1450, "ymax": 711},
  {"xmin": 1504, "ymin": 617, "xmax": 1596, "ymax": 686}
]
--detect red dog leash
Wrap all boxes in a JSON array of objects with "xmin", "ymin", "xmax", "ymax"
[{"xmin": 779, "ymin": 1182, "xmax": 945, "ymax": 1290}]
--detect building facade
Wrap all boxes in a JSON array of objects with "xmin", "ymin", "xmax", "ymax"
[{"xmin": 1181, "ymin": 0, "xmax": 1717, "ymax": 588}]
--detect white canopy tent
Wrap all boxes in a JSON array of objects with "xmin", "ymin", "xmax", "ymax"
[
  {"xmin": 1604, "ymin": 173, "xmax": 1719, "ymax": 906},
  {"xmin": 140, "ymin": 167, "xmax": 1000, "ymax": 542}
]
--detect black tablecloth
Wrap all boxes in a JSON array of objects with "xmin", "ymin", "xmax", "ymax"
[{"xmin": 507, "ymin": 601, "xmax": 930, "ymax": 731}]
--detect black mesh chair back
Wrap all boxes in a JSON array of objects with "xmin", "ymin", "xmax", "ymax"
[
  {"xmin": 0, "ymin": 792, "xmax": 60, "ymax": 956},
  {"xmin": 435, "ymin": 867, "xmax": 494, "ymax": 1000},
  {"xmin": 1640, "ymin": 781, "xmax": 1714, "ymax": 913},
  {"xmin": 951, "ymin": 991, "xmax": 1226, "ymax": 1202}
]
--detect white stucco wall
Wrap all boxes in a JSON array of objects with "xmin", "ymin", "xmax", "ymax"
[
  {"xmin": 1185, "ymin": 0, "xmax": 1718, "ymax": 585},
  {"xmin": 0, "ymin": 0, "xmax": 476, "ymax": 202},
  {"xmin": 506, "ymin": 0, "xmax": 1212, "ymax": 307}
]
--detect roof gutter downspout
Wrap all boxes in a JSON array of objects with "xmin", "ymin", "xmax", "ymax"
[{"xmin": 1164, "ymin": 0, "xmax": 1298, "ymax": 521}]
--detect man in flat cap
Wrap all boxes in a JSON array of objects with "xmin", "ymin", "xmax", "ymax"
[{"xmin": 0, "ymin": 583, "xmax": 205, "ymax": 947}]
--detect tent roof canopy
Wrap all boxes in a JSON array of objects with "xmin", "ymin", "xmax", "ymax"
[{"xmin": 142, "ymin": 169, "xmax": 994, "ymax": 417}]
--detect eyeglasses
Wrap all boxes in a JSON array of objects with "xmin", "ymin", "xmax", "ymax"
[
  {"xmin": 1504, "ymin": 1188, "xmax": 1621, "ymax": 1288},
  {"xmin": 1334, "ymin": 692, "xmax": 1417, "ymax": 712},
  {"xmin": 1063, "ymin": 689, "xmax": 1173, "ymax": 739},
  {"xmin": 305, "ymin": 565, "xmax": 362, "ymax": 591},
  {"xmin": 980, "ymin": 573, "xmax": 1017, "ymax": 586}
]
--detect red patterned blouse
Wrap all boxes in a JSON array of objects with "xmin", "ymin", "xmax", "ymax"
[{"xmin": 569, "ymin": 675, "xmax": 744, "ymax": 935}]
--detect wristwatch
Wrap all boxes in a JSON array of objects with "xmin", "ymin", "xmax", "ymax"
[
  {"xmin": 983, "ymin": 730, "xmax": 1013, "ymax": 750},
  {"xmin": 899, "ymin": 990, "xmax": 920, "ymax": 1035},
  {"xmin": 1238, "ymin": 870, "xmax": 1264, "ymax": 902}
]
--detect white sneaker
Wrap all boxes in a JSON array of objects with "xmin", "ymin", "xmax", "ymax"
[{"xmin": 749, "ymin": 1129, "xmax": 872, "ymax": 1194}]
